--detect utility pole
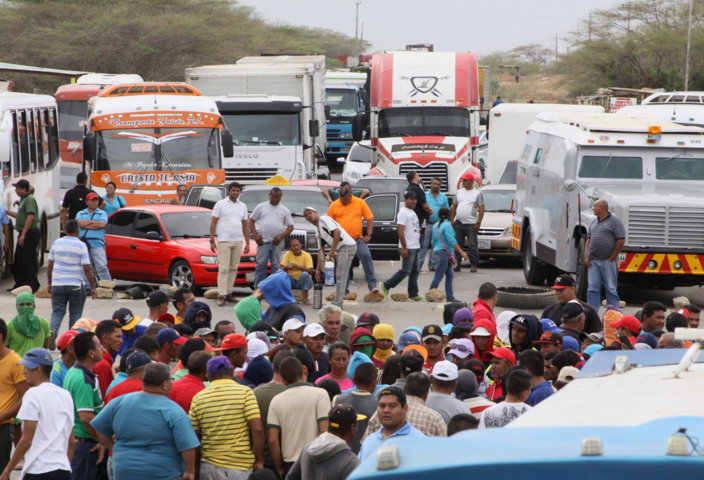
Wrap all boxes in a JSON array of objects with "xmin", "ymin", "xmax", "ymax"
[
  {"xmin": 354, "ymin": 1, "xmax": 361, "ymax": 57},
  {"xmin": 685, "ymin": 0, "xmax": 693, "ymax": 91},
  {"xmin": 555, "ymin": 34, "xmax": 558, "ymax": 63},
  {"xmin": 589, "ymin": 13, "xmax": 592, "ymax": 42}
]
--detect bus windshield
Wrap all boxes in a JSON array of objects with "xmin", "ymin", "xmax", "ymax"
[
  {"xmin": 326, "ymin": 89, "xmax": 359, "ymax": 117},
  {"xmin": 94, "ymin": 127, "xmax": 219, "ymax": 171},
  {"xmin": 57, "ymin": 100, "xmax": 88, "ymax": 141},
  {"xmin": 221, "ymin": 112, "xmax": 300, "ymax": 146},
  {"xmin": 378, "ymin": 106, "xmax": 469, "ymax": 138}
]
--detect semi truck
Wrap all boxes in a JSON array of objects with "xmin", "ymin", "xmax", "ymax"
[
  {"xmin": 325, "ymin": 71, "xmax": 367, "ymax": 160},
  {"xmin": 368, "ymin": 51, "xmax": 481, "ymax": 196},
  {"xmin": 185, "ymin": 55, "xmax": 328, "ymax": 182},
  {"xmin": 511, "ymin": 112, "xmax": 704, "ymax": 298}
]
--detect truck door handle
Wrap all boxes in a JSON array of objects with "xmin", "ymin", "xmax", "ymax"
[{"xmin": 130, "ymin": 245, "xmax": 137, "ymax": 250}]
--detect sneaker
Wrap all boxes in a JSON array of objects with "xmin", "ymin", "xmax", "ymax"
[
  {"xmin": 217, "ymin": 296, "xmax": 226, "ymax": 306},
  {"xmin": 410, "ymin": 295, "xmax": 425, "ymax": 301},
  {"xmin": 470, "ymin": 264, "xmax": 478, "ymax": 273},
  {"xmin": 379, "ymin": 283, "xmax": 389, "ymax": 299},
  {"xmin": 48, "ymin": 329, "xmax": 57, "ymax": 351}
]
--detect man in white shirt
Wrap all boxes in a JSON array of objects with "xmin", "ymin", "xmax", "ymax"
[
  {"xmin": 210, "ymin": 182, "xmax": 251, "ymax": 306},
  {"xmin": 0, "ymin": 348, "xmax": 75, "ymax": 480},
  {"xmin": 303, "ymin": 206, "xmax": 357, "ymax": 309},
  {"xmin": 380, "ymin": 192, "xmax": 423, "ymax": 301},
  {"xmin": 450, "ymin": 172, "xmax": 484, "ymax": 272},
  {"xmin": 479, "ymin": 368, "xmax": 532, "ymax": 429}
]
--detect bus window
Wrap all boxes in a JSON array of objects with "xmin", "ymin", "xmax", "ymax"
[
  {"xmin": 46, "ymin": 109, "xmax": 60, "ymax": 169},
  {"xmin": 19, "ymin": 111, "xmax": 30, "ymax": 175},
  {"xmin": 37, "ymin": 108, "xmax": 47, "ymax": 171},
  {"xmin": 28, "ymin": 110, "xmax": 38, "ymax": 173},
  {"xmin": 11, "ymin": 112, "xmax": 20, "ymax": 177}
]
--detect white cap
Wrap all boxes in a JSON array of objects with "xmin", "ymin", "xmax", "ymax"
[
  {"xmin": 303, "ymin": 323, "xmax": 326, "ymax": 338},
  {"xmin": 246, "ymin": 338, "xmax": 269, "ymax": 360},
  {"xmin": 431, "ymin": 360, "xmax": 458, "ymax": 381},
  {"xmin": 282, "ymin": 318, "xmax": 305, "ymax": 333},
  {"xmin": 302, "ymin": 206, "xmax": 317, "ymax": 214},
  {"xmin": 470, "ymin": 326, "xmax": 491, "ymax": 337}
]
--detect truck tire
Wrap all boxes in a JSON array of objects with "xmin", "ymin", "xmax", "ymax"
[
  {"xmin": 496, "ymin": 286, "xmax": 556, "ymax": 310},
  {"xmin": 575, "ymin": 237, "xmax": 588, "ymax": 301},
  {"xmin": 522, "ymin": 230, "xmax": 547, "ymax": 286}
]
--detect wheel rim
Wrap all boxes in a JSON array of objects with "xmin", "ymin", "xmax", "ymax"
[{"xmin": 171, "ymin": 264, "xmax": 193, "ymax": 288}]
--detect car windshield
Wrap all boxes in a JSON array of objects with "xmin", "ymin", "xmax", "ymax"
[
  {"xmin": 221, "ymin": 112, "xmax": 300, "ymax": 146},
  {"xmin": 160, "ymin": 211, "xmax": 212, "ymax": 239},
  {"xmin": 326, "ymin": 88, "xmax": 359, "ymax": 117},
  {"xmin": 57, "ymin": 100, "xmax": 88, "ymax": 141},
  {"xmin": 239, "ymin": 189, "xmax": 329, "ymax": 216},
  {"xmin": 482, "ymin": 189, "xmax": 515, "ymax": 213},
  {"xmin": 377, "ymin": 106, "xmax": 469, "ymax": 138},
  {"xmin": 347, "ymin": 143, "xmax": 374, "ymax": 163},
  {"xmin": 577, "ymin": 155, "xmax": 643, "ymax": 179},
  {"xmin": 355, "ymin": 178, "xmax": 408, "ymax": 195},
  {"xmin": 656, "ymin": 156, "xmax": 704, "ymax": 180}
]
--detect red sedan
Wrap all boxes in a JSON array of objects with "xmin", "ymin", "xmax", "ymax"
[{"xmin": 105, "ymin": 205, "xmax": 260, "ymax": 292}]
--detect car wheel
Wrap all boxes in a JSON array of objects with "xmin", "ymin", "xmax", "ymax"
[
  {"xmin": 496, "ymin": 286, "xmax": 556, "ymax": 309},
  {"xmin": 169, "ymin": 260, "xmax": 197, "ymax": 292},
  {"xmin": 522, "ymin": 230, "xmax": 547, "ymax": 286}
]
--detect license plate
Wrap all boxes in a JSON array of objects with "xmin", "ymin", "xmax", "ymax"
[
  {"xmin": 479, "ymin": 240, "xmax": 491, "ymax": 250},
  {"xmin": 245, "ymin": 272, "xmax": 255, "ymax": 282},
  {"xmin": 618, "ymin": 253, "xmax": 626, "ymax": 263}
]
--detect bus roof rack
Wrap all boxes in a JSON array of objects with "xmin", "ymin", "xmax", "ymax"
[{"xmin": 98, "ymin": 83, "xmax": 202, "ymax": 97}]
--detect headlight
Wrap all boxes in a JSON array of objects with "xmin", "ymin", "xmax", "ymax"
[
  {"xmin": 350, "ymin": 171, "xmax": 361, "ymax": 179},
  {"xmin": 200, "ymin": 256, "xmax": 218, "ymax": 264},
  {"xmin": 340, "ymin": 132, "xmax": 353, "ymax": 139}
]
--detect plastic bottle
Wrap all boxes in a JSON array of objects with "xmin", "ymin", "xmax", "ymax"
[{"xmin": 324, "ymin": 260, "xmax": 335, "ymax": 286}]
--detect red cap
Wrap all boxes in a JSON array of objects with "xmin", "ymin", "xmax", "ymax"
[
  {"xmin": 214, "ymin": 333, "xmax": 247, "ymax": 351},
  {"xmin": 488, "ymin": 347, "xmax": 516, "ymax": 365},
  {"xmin": 677, "ymin": 308, "xmax": 690, "ymax": 318},
  {"xmin": 57, "ymin": 330, "xmax": 79, "ymax": 351},
  {"xmin": 609, "ymin": 315, "xmax": 641, "ymax": 336},
  {"xmin": 461, "ymin": 171, "xmax": 475, "ymax": 181},
  {"xmin": 86, "ymin": 192, "xmax": 99, "ymax": 200},
  {"xmin": 157, "ymin": 313, "xmax": 175, "ymax": 324}
]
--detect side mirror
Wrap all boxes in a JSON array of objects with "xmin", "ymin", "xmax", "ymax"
[
  {"xmin": 324, "ymin": 105, "xmax": 331, "ymax": 117},
  {"xmin": 82, "ymin": 134, "xmax": 95, "ymax": 163},
  {"xmin": 563, "ymin": 180, "xmax": 578, "ymax": 192},
  {"xmin": 309, "ymin": 120, "xmax": 320, "ymax": 138},
  {"xmin": 352, "ymin": 114, "xmax": 364, "ymax": 141},
  {"xmin": 221, "ymin": 130, "xmax": 234, "ymax": 158},
  {"xmin": 145, "ymin": 231, "xmax": 161, "ymax": 241}
]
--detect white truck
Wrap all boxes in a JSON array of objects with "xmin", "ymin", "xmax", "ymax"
[
  {"xmin": 617, "ymin": 91, "xmax": 704, "ymax": 128},
  {"xmin": 512, "ymin": 112, "xmax": 704, "ymax": 298},
  {"xmin": 185, "ymin": 55, "xmax": 327, "ymax": 182}
]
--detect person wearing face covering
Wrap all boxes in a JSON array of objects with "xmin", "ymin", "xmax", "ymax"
[
  {"xmin": 350, "ymin": 327, "xmax": 383, "ymax": 370},
  {"xmin": 372, "ymin": 324, "xmax": 395, "ymax": 366},
  {"xmin": 5, "ymin": 292, "xmax": 50, "ymax": 357},
  {"xmin": 454, "ymin": 369, "xmax": 494, "ymax": 415}
]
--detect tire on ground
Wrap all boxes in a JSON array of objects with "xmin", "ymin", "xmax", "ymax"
[{"xmin": 496, "ymin": 286, "xmax": 556, "ymax": 310}]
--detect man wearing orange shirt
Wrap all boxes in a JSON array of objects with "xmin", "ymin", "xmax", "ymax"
[{"xmin": 327, "ymin": 186, "xmax": 377, "ymax": 294}]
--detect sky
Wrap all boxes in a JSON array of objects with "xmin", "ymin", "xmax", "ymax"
[{"xmin": 237, "ymin": 0, "xmax": 626, "ymax": 56}]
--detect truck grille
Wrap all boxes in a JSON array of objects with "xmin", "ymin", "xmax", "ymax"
[
  {"xmin": 478, "ymin": 227, "xmax": 504, "ymax": 237},
  {"xmin": 628, "ymin": 206, "xmax": 704, "ymax": 248},
  {"xmin": 225, "ymin": 168, "xmax": 279, "ymax": 182},
  {"xmin": 398, "ymin": 162, "xmax": 448, "ymax": 192}
]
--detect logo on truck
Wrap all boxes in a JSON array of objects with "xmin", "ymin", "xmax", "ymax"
[{"xmin": 401, "ymin": 76, "xmax": 449, "ymax": 97}]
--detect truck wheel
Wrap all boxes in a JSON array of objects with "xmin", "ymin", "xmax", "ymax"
[
  {"xmin": 575, "ymin": 237, "xmax": 588, "ymax": 300},
  {"xmin": 522, "ymin": 231, "xmax": 547, "ymax": 286},
  {"xmin": 496, "ymin": 287, "xmax": 556, "ymax": 309}
]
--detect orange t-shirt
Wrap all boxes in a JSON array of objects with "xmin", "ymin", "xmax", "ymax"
[{"xmin": 327, "ymin": 197, "xmax": 373, "ymax": 240}]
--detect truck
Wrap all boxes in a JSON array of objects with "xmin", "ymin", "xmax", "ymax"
[
  {"xmin": 511, "ymin": 112, "xmax": 704, "ymax": 298},
  {"xmin": 617, "ymin": 91, "xmax": 704, "ymax": 128},
  {"xmin": 368, "ymin": 51, "xmax": 481, "ymax": 196},
  {"xmin": 325, "ymin": 71, "xmax": 367, "ymax": 160},
  {"xmin": 185, "ymin": 55, "xmax": 328, "ymax": 182}
]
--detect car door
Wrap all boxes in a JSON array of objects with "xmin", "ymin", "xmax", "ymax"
[
  {"xmin": 129, "ymin": 212, "xmax": 169, "ymax": 281},
  {"xmin": 105, "ymin": 210, "xmax": 138, "ymax": 278},
  {"xmin": 364, "ymin": 193, "xmax": 399, "ymax": 260}
]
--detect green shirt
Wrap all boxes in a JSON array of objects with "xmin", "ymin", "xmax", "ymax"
[
  {"xmin": 5, "ymin": 316, "xmax": 50, "ymax": 358},
  {"xmin": 16, "ymin": 194, "xmax": 39, "ymax": 230},
  {"xmin": 63, "ymin": 365, "xmax": 103, "ymax": 440}
]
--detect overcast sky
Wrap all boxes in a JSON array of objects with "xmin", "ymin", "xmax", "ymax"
[{"xmin": 238, "ymin": 0, "xmax": 625, "ymax": 56}]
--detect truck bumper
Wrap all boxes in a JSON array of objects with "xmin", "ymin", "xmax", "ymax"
[{"xmin": 618, "ymin": 252, "xmax": 704, "ymax": 275}]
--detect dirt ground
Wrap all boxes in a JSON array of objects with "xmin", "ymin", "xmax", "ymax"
[{"xmin": 494, "ymin": 72, "xmax": 572, "ymax": 104}]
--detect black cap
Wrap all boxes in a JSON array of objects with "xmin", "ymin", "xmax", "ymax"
[
  {"xmin": 356, "ymin": 312, "xmax": 380, "ymax": 327},
  {"xmin": 12, "ymin": 179, "xmax": 30, "ymax": 189},
  {"xmin": 146, "ymin": 290, "xmax": 170, "ymax": 307},
  {"xmin": 551, "ymin": 274, "xmax": 575, "ymax": 289},
  {"xmin": 249, "ymin": 321, "xmax": 279, "ymax": 340},
  {"xmin": 403, "ymin": 190, "xmax": 417, "ymax": 199},
  {"xmin": 509, "ymin": 315, "xmax": 529, "ymax": 331},
  {"xmin": 422, "ymin": 324, "xmax": 443, "ymax": 341},
  {"xmin": 328, "ymin": 403, "xmax": 366, "ymax": 430},
  {"xmin": 562, "ymin": 301, "xmax": 585, "ymax": 321},
  {"xmin": 112, "ymin": 308, "xmax": 137, "ymax": 329},
  {"xmin": 400, "ymin": 349, "xmax": 424, "ymax": 374},
  {"xmin": 378, "ymin": 386, "xmax": 407, "ymax": 406}
]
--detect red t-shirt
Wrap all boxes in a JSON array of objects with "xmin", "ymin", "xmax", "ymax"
[
  {"xmin": 105, "ymin": 378, "xmax": 143, "ymax": 404},
  {"xmin": 93, "ymin": 349, "xmax": 115, "ymax": 399},
  {"xmin": 169, "ymin": 374, "xmax": 206, "ymax": 413}
]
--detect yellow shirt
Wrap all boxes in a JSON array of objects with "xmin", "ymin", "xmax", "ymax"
[
  {"xmin": 282, "ymin": 250, "xmax": 313, "ymax": 281},
  {"xmin": 0, "ymin": 350, "xmax": 26, "ymax": 424}
]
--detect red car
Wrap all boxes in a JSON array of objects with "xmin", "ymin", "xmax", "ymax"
[{"xmin": 105, "ymin": 205, "xmax": 260, "ymax": 292}]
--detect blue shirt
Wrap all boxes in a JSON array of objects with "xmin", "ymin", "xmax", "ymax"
[
  {"xmin": 106, "ymin": 372, "xmax": 128, "ymax": 396},
  {"xmin": 48, "ymin": 236, "xmax": 91, "ymax": 286},
  {"xmin": 526, "ymin": 380, "xmax": 554, "ymax": 406},
  {"xmin": 119, "ymin": 325, "xmax": 147, "ymax": 356},
  {"xmin": 51, "ymin": 358, "xmax": 69, "ymax": 387},
  {"xmin": 359, "ymin": 420, "xmax": 424, "ymax": 462},
  {"xmin": 425, "ymin": 191, "xmax": 449, "ymax": 224},
  {"xmin": 91, "ymin": 392, "xmax": 199, "ymax": 480},
  {"xmin": 76, "ymin": 208, "xmax": 109, "ymax": 248},
  {"xmin": 101, "ymin": 195, "xmax": 126, "ymax": 217},
  {"xmin": 431, "ymin": 220, "xmax": 457, "ymax": 251},
  {"xmin": 0, "ymin": 206, "xmax": 9, "ymax": 226}
]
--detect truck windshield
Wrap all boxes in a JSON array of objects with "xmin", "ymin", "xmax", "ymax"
[
  {"xmin": 578, "ymin": 155, "xmax": 643, "ymax": 179},
  {"xmin": 482, "ymin": 189, "xmax": 516, "ymax": 213},
  {"xmin": 57, "ymin": 100, "xmax": 88, "ymax": 141},
  {"xmin": 378, "ymin": 107, "xmax": 469, "ymax": 138},
  {"xmin": 656, "ymin": 156, "xmax": 704, "ymax": 180},
  {"xmin": 221, "ymin": 112, "xmax": 300, "ymax": 146},
  {"xmin": 94, "ymin": 128, "xmax": 219, "ymax": 171},
  {"xmin": 326, "ymin": 88, "xmax": 358, "ymax": 117}
]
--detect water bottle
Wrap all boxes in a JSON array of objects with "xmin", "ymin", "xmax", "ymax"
[
  {"xmin": 325, "ymin": 260, "xmax": 335, "ymax": 286},
  {"xmin": 313, "ymin": 283, "xmax": 323, "ymax": 309}
]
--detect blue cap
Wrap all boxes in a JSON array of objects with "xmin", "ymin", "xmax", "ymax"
[
  {"xmin": 126, "ymin": 350, "xmax": 151, "ymax": 371},
  {"xmin": 562, "ymin": 336, "xmax": 580, "ymax": 352},
  {"xmin": 397, "ymin": 332, "xmax": 421, "ymax": 351},
  {"xmin": 18, "ymin": 348, "xmax": 54, "ymax": 369},
  {"xmin": 156, "ymin": 328, "xmax": 187, "ymax": 346},
  {"xmin": 583, "ymin": 344, "xmax": 603, "ymax": 357},
  {"xmin": 442, "ymin": 323, "xmax": 454, "ymax": 335},
  {"xmin": 540, "ymin": 318, "xmax": 564, "ymax": 333}
]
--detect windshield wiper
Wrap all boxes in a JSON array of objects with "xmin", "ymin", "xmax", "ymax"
[
  {"xmin": 171, "ymin": 234, "xmax": 200, "ymax": 239},
  {"xmin": 598, "ymin": 154, "xmax": 614, "ymax": 176}
]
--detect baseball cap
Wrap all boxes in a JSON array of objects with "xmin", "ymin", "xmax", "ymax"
[
  {"xmin": 403, "ymin": 190, "xmax": 417, "ymax": 199},
  {"xmin": 125, "ymin": 350, "xmax": 151, "ymax": 371},
  {"xmin": 533, "ymin": 331, "xmax": 564, "ymax": 346},
  {"xmin": 509, "ymin": 315, "xmax": 529, "ymax": 331},
  {"xmin": 636, "ymin": 332, "xmax": 658, "ymax": 350},
  {"xmin": 157, "ymin": 313, "xmax": 175, "ymax": 324},
  {"xmin": 207, "ymin": 356, "xmax": 232, "ymax": 377},
  {"xmin": 400, "ymin": 349, "xmax": 424, "ymax": 374},
  {"xmin": 356, "ymin": 312, "xmax": 380, "ymax": 327},
  {"xmin": 402, "ymin": 344, "xmax": 428, "ymax": 361},
  {"xmin": 56, "ymin": 330, "xmax": 79, "ymax": 351},
  {"xmin": 422, "ymin": 324, "xmax": 443, "ymax": 342},
  {"xmin": 677, "ymin": 308, "xmax": 690, "ymax": 318},
  {"xmin": 249, "ymin": 321, "xmax": 279, "ymax": 341},
  {"xmin": 146, "ymin": 290, "xmax": 170, "ymax": 308},
  {"xmin": 282, "ymin": 318, "xmax": 305, "ymax": 333},
  {"xmin": 488, "ymin": 347, "xmax": 516, "ymax": 365},
  {"xmin": 557, "ymin": 366, "xmax": 580, "ymax": 384},
  {"xmin": 448, "ymin": 338, "xmax": 475, "ymax": 359},
  {"xmin": 452, "ymin": 307, "xmax": 474, "ymax": 326},
  {"xmin": 551, "ymin": 274, "xmax": 575, "ymax": 289},
  {"xmin": 609, "ymin": 315, "xmax": 641, "ymax": 336},
  {"xmin": 431, "ymin": 360, "xmax": 458, "ymax": 381},
  {"xmin": 470, "ymin": 326, "xmax": 491, "ymax": 337},
  {"xmin": 12, "ymin": 179, "xmax": 30, "ymax": 189},
  {"xmin": 378, "ymin": 386, "xmax": 406, "ymax": 405},
  {"xmin": 18, "ymin": 348, "xmax": 53, "ymax": 369},
  {"xmin": 539, "ymin": 318, "xmax": 564, "ymax": 333},
  {"xmin": 579, "ymin": 332, "xmax": 605, "ymax": 345},
  {"xmin": 329, "ymin": 403, "xmax": 366, "ymax": 429},
  {"xmin": 397, "ymin": 332, "xmax": 421, "ymax": 351},
  {"xmin": 562, "ymin": 336, "xmax": 580, "ymax": 352},
  {"xmin": 194, "ymin": 327, "xmax": 217, "ymax": 337},
  {"xmin": 562, "ymin": 301, "xmax": 585, "ymax": 321},
  {"xmin": 155, "ymin": 328, "xmax": 187, "ymax": 346},
  {"xmin": 303, "ymin": 323, "xmax": 326, "ymax": 338},
  {"xmin": 86, "ymin": 192, "xmax": 99, "ymax": 200},
  {"xmin": 215, "ymin": 333, "xmax": 248, "ymax": 351},
  {"xmin": 113, "ymin": 308, "xmax": 141, "ymax": 331},
  {"xmin": 460, "ymin": 171, "xmax": 475, "ymax": 181},
  {"xmin": 302, "ymin": 206, "xmax": 317, "ymax": 214}
]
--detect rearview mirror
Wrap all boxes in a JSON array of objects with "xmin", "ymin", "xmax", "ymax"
[
  {"xmin": 222, "ymin": 130, "xmax": 234, "ymax": 158},
  {"xmin": 563, "ymin": 180, "xmax": 578, "ymax": 192},
  {"xmin": 352, "ymin": 114, "xmax": 364, "ymax": 141},
  {"xmin": 309, "ymin": 120, "xmax": 320, "ymax": 138},
  {"xmin": 146, "ymin": 231, "xmax": 161, "ymax": 241},
  {"xmin": 82, "ymin": 134, "xmax": 95, "ymax": 163}
]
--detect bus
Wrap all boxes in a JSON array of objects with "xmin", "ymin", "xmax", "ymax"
[
  {"xmin": 54, "ymin": 74, "xmax": 143, "ymax": 189},
  {"xmin": 82, "ymin": 83, "xmax": 233, "ymax": 204},
  {"xmin": 0, "ymin": 92, "xmax": 62, "ymax": 264}
]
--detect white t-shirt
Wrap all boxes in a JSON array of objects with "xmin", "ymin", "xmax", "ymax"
[
  {"xmin": 212, "ymin": 198, "xmax": 249, "ymax": 242},
  {"xmin": 137, "ymin": 317, "xmax": 154, "ymax": 327},
  {"xmin": 316, "ymin": 215, "xmax": 356, "ymax": 253},
  {"xmin": 17, "ymin": 382, "xmax": 75, "ymax": 475},
  {"xmin": 397, "ymin": 207, "xmax": 420, "ymax": 249},
  {"xmin": 455, "ymin": 188, "xmax": 484, "ymax": 224},
  {"xmin": 478, "ymin": 401, "xmax": 531, "ymax": 429}
]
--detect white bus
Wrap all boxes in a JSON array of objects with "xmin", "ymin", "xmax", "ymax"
[{"xmin": 0, "ymin": 92, "xmax": 62, "ymax": 264}]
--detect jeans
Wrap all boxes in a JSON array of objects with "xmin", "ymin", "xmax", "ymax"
[
  {"xmin": 346, "ymin": 237, "xmax": 376, "ymax": 292},
  {"xmin": 383, "ymin": 248, "xmax": 420, "ymax": 297},
  {"xmin": 50, "ymin": 284, "xmax": 86, "ymax": 332},
  {"xmin": 25, "ymin": 471, "xmax": 71, "ymax": 480},
  {"xmin": 217, "ymin": 241, "xmax": 242, "ymax": 297},
  {"xmin": 289, "ymin": 271, "xmax": 314, "ymax": 291},
  {"xmin": 586, "ymin": 258, "xmax": 620, "ymax": 312},
  {"xmin": 418, "ymin": 226, "xmax": 435, "ymax": 269},
  {"xmin": 429, "ymin": 250, "xmax": 456, "ymax": 301},
  {"xmin": 334, "ymin": 244, "xmax": 357, "ymax": 307},
  {"xmin": 71, "ymin": 438, "xmax": 99, "ymax": 480},
  {"xmin": 90, "ymin": 246, "xmax": 112, "ymax": 281},
  {"xmin": 14, "ymin": 227, "xmax": 40, "ymax": 291},
  {"xmin": 0, "ymin": 423, "xmax": 12, "ymax": 474},
  {"xmin": 254, "ymin": 242, "xmax": 281, "ymax": 288},
  {"xmin": 200, "ymin": 462, "xmax": 250, "ymax": 480},
  {"xmin": 454, "ymin": 222, "xmax": 478, "ymax": 266}
]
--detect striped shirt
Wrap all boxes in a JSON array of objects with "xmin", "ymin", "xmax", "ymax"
[
  {"xmin": 587, "ymin": 213, "xmax": 626, "ymax": 260},
  {"xmin": 48, "ymin": 236, "xmax": 90, "ymax": 286},
  {"xmin": 362, "ymin": 395, "xmax": 447, "ymax": 440},
  {"xmin": 189, "ymin": 379, "xmax": 260, "ymax": 471}
]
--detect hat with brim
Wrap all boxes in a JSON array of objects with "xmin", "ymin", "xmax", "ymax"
[{"xmin": 18, "ymin": 348, "xmax": 53, "ymax": 369}]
